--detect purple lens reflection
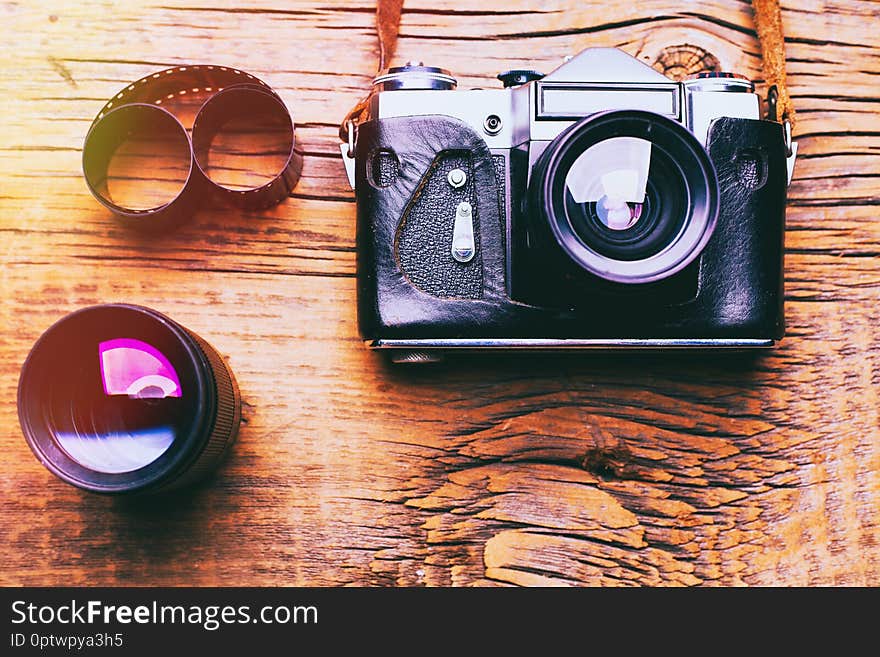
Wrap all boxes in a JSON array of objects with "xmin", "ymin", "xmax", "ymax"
[{"xmin": 98, "ymin": 338, "xmax": 182, "ymax": 399}]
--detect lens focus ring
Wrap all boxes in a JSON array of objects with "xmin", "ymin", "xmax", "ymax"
[{"xmin": 156, "ymin": 328, "xmax": 241, "ymax": 492}]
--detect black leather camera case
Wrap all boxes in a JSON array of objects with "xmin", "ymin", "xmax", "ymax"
[{"xmin": 355, "ymin": 115, "xmax": 786, "ymax": 342}]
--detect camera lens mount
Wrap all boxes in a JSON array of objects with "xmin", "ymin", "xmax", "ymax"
[{"xmin": 530, "ymin": 110, "xmax": 719, "ymax": 284}]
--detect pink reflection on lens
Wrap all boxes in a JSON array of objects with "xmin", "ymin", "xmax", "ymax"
[{"xmin": 98, "ymin": 338, "xmax": 182, "ymax": 398}]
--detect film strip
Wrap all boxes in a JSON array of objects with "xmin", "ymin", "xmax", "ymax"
[{"xmin": 82, "ymin": 65, "xmax": 303, "ymax": 228}]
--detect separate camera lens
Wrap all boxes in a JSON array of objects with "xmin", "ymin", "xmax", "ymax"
[
  {"xmin": 531, "ymin": 110, "xmax": 719, "ymax": 284},
  {"xmin": 17, "ymin": 305, "xmax": 240, "ymax": 494}
]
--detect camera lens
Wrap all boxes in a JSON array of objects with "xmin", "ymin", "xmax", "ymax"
[
  {"xmin": 17, "ymin": 305, "xmax": 240, "ymax": 494},
  {"xmin": 531, "ymin": 110, "xmax": 719, "ymax": 284}
]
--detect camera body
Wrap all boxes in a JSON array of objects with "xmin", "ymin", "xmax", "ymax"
[{"xmin": 341, "ymin": 48, "xmax": 794, "ymax": 361}]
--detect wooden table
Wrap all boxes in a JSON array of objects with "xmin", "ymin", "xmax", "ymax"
[{"xmin": 1, "ymin": 0, "xmax": 878, "ymax": 587}]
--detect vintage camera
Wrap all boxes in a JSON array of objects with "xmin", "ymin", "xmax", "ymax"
[{"xmin": 340, "ymin": 48, "xmax": 796, "ymax": 362}]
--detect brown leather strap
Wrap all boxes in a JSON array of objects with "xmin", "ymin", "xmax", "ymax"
[
  {"xmin": 377, "ymin": 0, "xmax": 404, "ymax": 71},
  {"xmin": 752, "ymin": 0, "xmax": 796, "ymax": 129},
  {"xmin": 340, "ymin": 0, "xmax": 404, "ymax": 142}
]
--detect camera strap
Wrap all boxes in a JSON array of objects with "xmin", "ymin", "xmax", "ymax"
[
  {"xmin": 753, "ymin": 0, "xmax": 796, "ymax": 130},
  {"xmin": 339, "ymin": 0, "xmax": 402, "ymax": 145},
  {"xmin": 340, "ymin": 0, "xmax": 796, "ymax": 146},
  {"xmin": 377, "ymin": 0, "xmax": 404, "ymax": 72}
]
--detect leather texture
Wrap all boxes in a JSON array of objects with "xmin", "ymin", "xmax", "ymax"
[
  {"xmin": 356, "ymin": 114, "xmax": 786, "ymax": 340},
  {"xmin": 396, "ymin": 152, "xmax": 484, "ymax": 299}
]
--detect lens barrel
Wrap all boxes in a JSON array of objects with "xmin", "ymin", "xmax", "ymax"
[
  {"xmin": 17, "ymin": 304, "xmax": 240, "ymax": 494},
  {"xmin": 529, "ymin": 110, "xmax": 719, "ymax": 285}
]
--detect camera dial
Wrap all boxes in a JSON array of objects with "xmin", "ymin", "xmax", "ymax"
[
  {"xmin": 373, "ymin": 63, "xmax": 457, "ymax": 91},
  {"xmin": 683, "ymin": 71, "xmax": 755, "ymax": 94},
  {"xmin": 497, "ymin": 69, "xmax": 544, "ymax": 88}
]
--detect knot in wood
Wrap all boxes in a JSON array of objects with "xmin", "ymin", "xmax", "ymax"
[
  {"xmin": 652, "ymin": 44, "xmax": 721, "ymax": 81},
  {"xmin": 581, "ymin": 444, "xmax": 632, "ymax": 480}
]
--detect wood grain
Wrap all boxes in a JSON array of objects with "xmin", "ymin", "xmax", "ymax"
[{"xmin": 1, "ymin": 0, "xmax": 878, "ymax": 587}]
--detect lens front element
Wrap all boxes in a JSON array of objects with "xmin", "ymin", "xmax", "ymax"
[
  {"xmin": 50, "ymin": 337, "xmax": 188, "ymax": 475},
  {"xmin": 533, "ymin": 110, "xmax": 720, "ymax": 284},
  {"xmin": 565, "ymin": 136, "xmax": 651, "ymax": 231}
]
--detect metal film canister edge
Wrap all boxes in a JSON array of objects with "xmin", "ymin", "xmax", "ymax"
[
  {"xmin": 81, "ymin": 103, "xmax": 203, "ymax": 230},
  {"xmin": 191, "ymin": 84, "xmax": 303, "ymax": 210}
]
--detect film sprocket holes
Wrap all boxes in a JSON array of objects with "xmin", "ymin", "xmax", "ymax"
[
  {"xmin": 340, "ymin": 47, "xmax": 797, "ymax": 362},
  {"xmin": 17, "ymin": 305, "xmax": 241, "ymax": 494},
  {"xmin": 82, "ymin": 65, "xmax": 303, "ymax": 229}
]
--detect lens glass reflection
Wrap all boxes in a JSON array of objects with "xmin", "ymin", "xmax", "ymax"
[
  {"xmin": 560, "ymin": 133, "xmax": 689, "ymax": 262},
  {"xmin": 46, "ymin": 336, "xmax": 192, "ymax": 474},
  {"xmin": 565, "ymin": 137, "xmax": 652, "ymax": 231}
]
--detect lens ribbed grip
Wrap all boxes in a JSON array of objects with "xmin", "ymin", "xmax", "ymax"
[{"xmin": 160, "ymin": 330, "xmax": 241, "ymax": 492}]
